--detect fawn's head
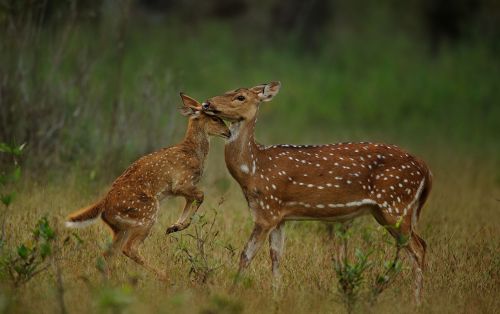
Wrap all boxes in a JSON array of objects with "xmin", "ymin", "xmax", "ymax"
[
  {"xmin": 201, "ymin": 81, "xmax": 281, "ymax": 121},
  {"xmin": 180, "ymin": 93, "xmax": 231, "ymax": 139}
]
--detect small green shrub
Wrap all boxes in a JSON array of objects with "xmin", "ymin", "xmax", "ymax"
[
  {"xmin": 0, "ymin": 143, "xmax": 25, "ymax": 235},
  {"xmin": 0, "ymin": 217, "xmax": 55, "ymax": 287},
  {"xmin": 0, "ymin": 143, "xmax": 56, "ymax": 288},
  {"xmin": 172, "ymin": 205, "xmax": 234, "ymax": 285},
  {"xmin": 332, "ymin": 222, "xmax": 405, "ymax": 313}
]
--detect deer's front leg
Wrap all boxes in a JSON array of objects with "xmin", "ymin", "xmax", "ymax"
[
  {"xmin": 234, "ymin": 223, "xmax": 273, "ymax": 283},
  {"xmin": 166, "ymin": 187, "xmax": 204, "ymax": 234},
  {"xmin": 269, "ymin": 222, "xmax": 285, "ymax": 281}
]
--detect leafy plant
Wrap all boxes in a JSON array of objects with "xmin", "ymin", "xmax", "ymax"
[
  {"xmin": 370, "ymin": 257, "xmax": 403, "ymax": 303},
  {"xmin": 171, "ymin": 204, "xmax": 234, "ymax": 285},
  {"xmin": 0, "ymin": 217, "xmax": 55, "ymax": 287},
  {"xmin": 333, "ymin": 224, "xmax": 372, "ymax": 313},
  {"xmin": 332, "ymin": 222, "xmax": 405, "ymax": 313},
  {"xmin": 0, "ymin": 142, "xmax": 25, "ymax": 244}
]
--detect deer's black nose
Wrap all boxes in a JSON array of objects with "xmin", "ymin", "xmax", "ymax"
[{"xmin": 202, "ymin": 101, "xmax": 211, "ymax": 110}]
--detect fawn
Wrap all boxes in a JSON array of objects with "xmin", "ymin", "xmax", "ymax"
[
  {"xmin": 65, "ymin": 93, "xmax": 230, "ymax": 279},
  {"xmin": 201, "ymin": 82, "xmax": 432, "ymax": 302}
]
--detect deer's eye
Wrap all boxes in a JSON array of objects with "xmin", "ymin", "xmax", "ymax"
[
  {"xmin": 236, "ymin": 95, "xmax": 245, "ymax": 101},
  {"xmin": 211, "ymin": 117, "xmax": 219, "ymax": 122}
]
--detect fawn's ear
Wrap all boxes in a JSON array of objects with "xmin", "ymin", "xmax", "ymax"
[
  {"xmin": 179, "ymin": 92, "xmax": 202, "ymax": 116},
  {"xmin": 250, "ymin": 81, "xmax": 281, "ymax": 102},
  {"xmin": 180, "ymin": 92, "xmax": 202, "ymax": 110}
]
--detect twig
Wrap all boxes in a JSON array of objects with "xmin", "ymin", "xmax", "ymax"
[{"xmin": 53, "ymin": 257, "xmax": 68, "ymax": 314}]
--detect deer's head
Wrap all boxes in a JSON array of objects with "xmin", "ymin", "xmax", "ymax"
[
  {"xmin": 202, "ymin": 81, "xmax": 281, "ymax": 121},
  {"xmin": 180, "ymin": 93, "xmax": 231, "ymax": 139}
]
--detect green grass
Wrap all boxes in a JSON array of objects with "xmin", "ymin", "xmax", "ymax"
[{"xmin": 1, "ymin": 145, "xmax": 499, "ymax": 313}]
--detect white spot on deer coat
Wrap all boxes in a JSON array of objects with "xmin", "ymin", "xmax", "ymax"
[{"xmin": 240, "ymin": 164, "xmax": 249, "ymax": 173}]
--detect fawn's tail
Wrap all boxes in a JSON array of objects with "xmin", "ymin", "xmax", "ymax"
[{"xmin": 65, "ymin": 201, "xmax": 104, "ymax": 228}]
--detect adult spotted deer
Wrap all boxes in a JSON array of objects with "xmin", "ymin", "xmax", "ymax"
[
  {"xmin": 65, "ymin": 93, "xmax": 230, "ymax": 279},
  {"xmin": 202, "ymin": 82, "xmax": 432, "ymax": 302}
]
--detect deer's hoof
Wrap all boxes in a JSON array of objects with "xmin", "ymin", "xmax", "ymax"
[{"xmin": 166, "ymin": 225, "xmax": 179, "ymax": 234}]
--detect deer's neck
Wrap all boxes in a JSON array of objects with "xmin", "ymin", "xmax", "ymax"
[
  {"xmin": 225, "ymin": 115, "xmax": 260, "ymax": 182},
  {"xmin": 181, "ymin": 118, "xmax": 209, "ymax": 162}
]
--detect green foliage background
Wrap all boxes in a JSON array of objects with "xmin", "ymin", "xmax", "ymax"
[{"xmin": 1, "ymin": 0, "xmax": 499, "ymax": 175}]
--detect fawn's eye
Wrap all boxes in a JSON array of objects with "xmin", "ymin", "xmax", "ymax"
[
  {"xmin": 236, "ymin": 95, "xmax": 245, "ymax": 101},
  {"xmin": 211, "ymin": 117, "xmax": 219, "ymax": 122}
]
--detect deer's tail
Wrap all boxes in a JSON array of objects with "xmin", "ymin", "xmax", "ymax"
[
  {"xmin": 411, "ymin": 158, "xmax": 433, "ymax": 231},
  {"xmin": 65, "ymin": 201, "xmax": 104, "ymax": 228},
  {"xmin": 416, "ymin": 163, "xmax": 433, "ymax": 223}
]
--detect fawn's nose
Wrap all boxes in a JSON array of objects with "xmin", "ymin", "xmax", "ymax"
[{"xmin": 202, "ymin": 101, "xmax": 211, "ymax": 110}]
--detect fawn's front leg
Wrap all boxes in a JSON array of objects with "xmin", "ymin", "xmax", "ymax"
[{"xmin": 166, "ymin": 186, "xmax": 204, "ymax": 234}]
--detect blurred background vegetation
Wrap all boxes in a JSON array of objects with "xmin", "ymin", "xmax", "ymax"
[{"xmin": 0, "ymin": 0, "xmax": 499, "ymax": 176}]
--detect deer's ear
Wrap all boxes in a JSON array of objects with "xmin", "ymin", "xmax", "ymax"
[
  {"xmin": 180, "ymin": 92, "xmax": 202, "ymax": 110},
  {"xmin": 250, "ymin": 81, "xmax": 281, "ymax": 102},
  {"xmin": 249, "ymin": 84, "xmax": 267, "ymax": 94}
]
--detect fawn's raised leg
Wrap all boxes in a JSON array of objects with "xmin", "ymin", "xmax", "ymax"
[{"xmin": 166, "ymin": 186, "xmax": 204, "ymax": 234}]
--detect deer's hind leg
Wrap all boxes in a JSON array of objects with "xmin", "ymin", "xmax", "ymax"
[
  {"xmin": 372, "ymin": 208, "xmax": 425, "ymax": 304},
  {"xmin": 406, "ymin": 232, "xmax": 425, "ymax": 303}
]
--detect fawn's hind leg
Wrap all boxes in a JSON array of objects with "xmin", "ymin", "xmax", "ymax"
[
  {"xmin": 102, "ymin": 230, "xmax": 131, "ymax": 277},
  {"xmin": 122, "ymin": 225, "xmax": 167, "ymax": 280}
]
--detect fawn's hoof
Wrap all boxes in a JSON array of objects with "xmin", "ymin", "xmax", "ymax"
[{"xmin": 166, "ymin": 225, "xmax": 180, "ymax": 234}]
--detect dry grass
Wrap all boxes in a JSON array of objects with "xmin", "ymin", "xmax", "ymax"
[{"xmin": 1, "ymin": 144, "xmax": 499, "ymax": 314}]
